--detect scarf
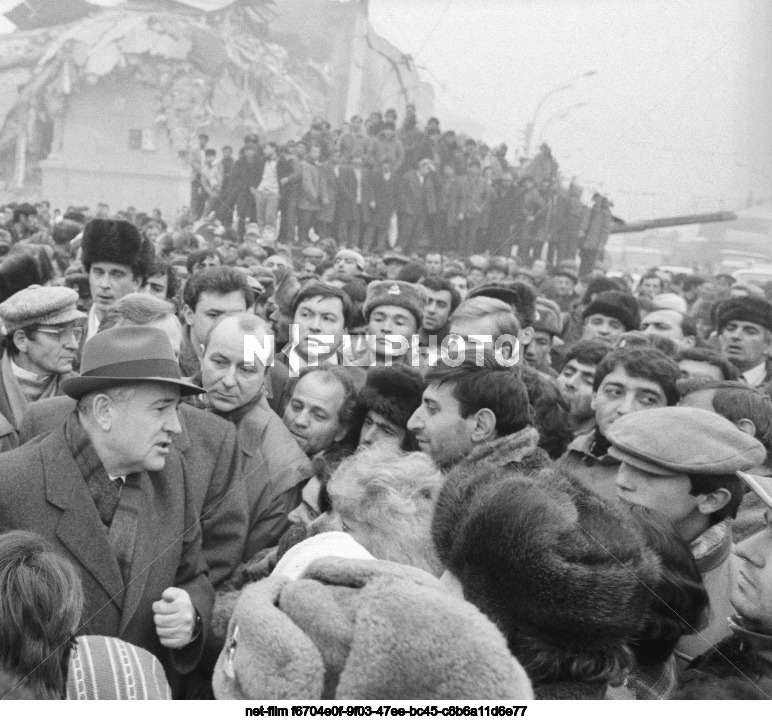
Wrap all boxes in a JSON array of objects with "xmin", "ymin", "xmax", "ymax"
[
  {"xmin": 0, "ymin": 351, "xmax": 58, "ymax": 428},
  {"xmin": 64, "ymin": 412, "xmax": 140, "ymax": 586}
]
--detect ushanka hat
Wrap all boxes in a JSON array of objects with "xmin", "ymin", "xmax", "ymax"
[
  {"xmin": 715, "ymin": 296, "xmax": 772, "ymax": 333},
  {"xmin": 363, "ymin": 280, "xmax": 425, "ymax": 328},
  {"xmin": 61, "ymin": 326, "xmax": 203, "ymax": 399},
  {"xmin": 357, "ymin": 365, "xmax": 426, "ymax": 430},
  {"xmin": 582, "ymin": 290, "xmax": 640, "ymax": 331},
  {"xmin": 81, "ymin": 219, "xmax": 154, "ymax": 280},
  {"xmin": 432, "ymin": 465, "xmax": 659, "ymax": 667}
]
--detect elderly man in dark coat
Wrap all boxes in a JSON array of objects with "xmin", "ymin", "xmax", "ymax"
[
  {"xmin": 18, "ymin": 293, "xmax": 247, "ymax": 591},
  {"xmin": 0, "ymin": 326, "xmax": 214, "ymax": 696}
]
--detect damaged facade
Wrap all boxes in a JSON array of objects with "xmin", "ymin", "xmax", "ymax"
[{"xmin": 0, "ymin": 0, "xmax": 433, "ymax": 217}]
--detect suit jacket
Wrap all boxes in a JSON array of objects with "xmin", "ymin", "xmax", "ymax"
[
  {"xmin": 399, "ymin": 170, "xmax": 437, "ymax": 217},
  {"xmin": 19, "ymin": 397, "xmax": 247, "ymax": 589},
  {"xmin": 362, "ymin": 170, "xmax": 399, "ymax": 227},
  {"xmin": 335, "ymin": 164, "xmax": 360, "ymax": 224},
  {"xmin": 0, "ymin": 427, "xmax": 214, "ymax": 691}
]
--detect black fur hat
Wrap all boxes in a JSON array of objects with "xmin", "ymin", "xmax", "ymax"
[
  {"xmin": 582, "ymin": 290, "xmax": 640, "ymax": 331},
  {"xmin": 357, "ymin": 365, "xmax": 425, "ymax": 430},
  {"xmin": 432, "ymin": 464, "xmax": 660, "ymax": 685},
  {"xmin": 81, "ymin": 219, "xmax": 154, "ymax": 280},
  {"xmin": 716, "ymin": 296, "xmax": 772, "ymax": 333}
]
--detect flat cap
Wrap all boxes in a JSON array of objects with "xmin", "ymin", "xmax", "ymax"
[
  {"xmin": 0, "ymin": 285, "xmax": 85, "ymax": 333},
  {"xmin": 607, "ymin": 407, "xmax": 766, "ymax": 476},
  {"xmin": 383, "ymin": 252, "xmax": 410, "ymax": 266}
]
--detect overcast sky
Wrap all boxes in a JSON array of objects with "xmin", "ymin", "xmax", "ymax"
[
  {"xmin": 1, "ymin": 0, "xmax": 769, "ymax": 221},
  {"xmin": 370, "ymin": 0, "xmax": 772, "ymax": 222}
]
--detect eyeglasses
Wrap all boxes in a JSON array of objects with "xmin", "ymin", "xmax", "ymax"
[{"xmin": 36, "ymin": 326, "xmax": 84, "ymax": 344}]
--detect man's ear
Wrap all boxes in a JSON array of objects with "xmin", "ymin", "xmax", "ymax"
[
  {"xmin": 182, "ymin": 304, "xmax": 195, "ymax": 328},
  {"xmin": 697, "ymin": 488, "xmax": 732, "ymax": 517},
  {"xmin": 12, "ymin": 330, "xmax": 29, "ymax": 354},
  {"xmin": 519, "ymin": 326, "xmax": 534, "ymax": 347},
  {"xmin": 90, "ymin": 393, "xmax": 114, "ymax": 432},
  {"xmin": 470, "ymin": 408, "xmax": 497, "ymax": 443},
  {"xmin": 735, "ymin": 418, "xmax": 757, "ymax": 438},
  {"xmin": 334, "ymin": 423, "xmax": 351, "ymax": 444}
]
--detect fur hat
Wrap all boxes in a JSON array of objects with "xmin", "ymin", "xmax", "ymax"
[
  {"xmin": 534, "ymin": 298, "xmax": 562, "ymax": 336},
  {"xmin": 432, "ymin": 464, "xmax": 660, "ymax": 686},
  {"xmin": 716, "ymin": 296, "xmax": 772, "ymax": 332},
  {"xmin": 582, "ymin": 290, "xmax": 640, "ymax": 331},
  {"xmin": 363, "ymin": 280, "xmax": 425, "ymax": 328},
  {"xmin": 81, "ymin": 219, "xmax": 154, "ymax": 280},
  {"xmin": 213, "ymin": 558, "xmax": 533, "ymax": 700},
  {"xmin": 357, "ymin": 366, "xmax": 426, "ymax": 430},
  {"xmin": 467, "ymin": 281, "xmax": 537, "ymax": 327}
]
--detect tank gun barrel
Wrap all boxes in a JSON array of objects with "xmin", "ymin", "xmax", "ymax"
[{"xmin": 610, "ymin": 211, "xmax": 737, "ymax": 234}]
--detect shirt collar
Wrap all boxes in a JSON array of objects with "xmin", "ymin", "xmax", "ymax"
[
  {"xmin": 86, "ymin": 305, "xmax": 100, "ymax": 341},
  {"xmin": 743, "ymin": 361, "xmax": 768, "ymax": 387}
]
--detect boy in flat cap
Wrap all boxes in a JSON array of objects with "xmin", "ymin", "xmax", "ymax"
[
  {"xmin": 716, "ymin": 296, "xmax": 772, "ymax": 389},
  {"xmin": 674, "ymin": 473, "xmax": 772, "ymax": 698},
  {"xmin": 607, "ymin": 406, "xmax": 766, "ymax": 663},
  {"xmin": 559, "ymin": 347, "xmax": 680, "ymax": 502},
  {"xmin": 0, "ymin": 285, "xmax": 85, "ymax": 449}
]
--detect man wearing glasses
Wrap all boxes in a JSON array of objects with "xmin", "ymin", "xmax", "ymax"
[{"xmin": 0, "ymin": 285, "xmax": 85, "ymax": 449}]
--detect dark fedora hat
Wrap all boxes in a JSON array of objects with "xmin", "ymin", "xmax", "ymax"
[{"xmin": 61, "ymin": 326, "xmax": 203, "ymax": 400}]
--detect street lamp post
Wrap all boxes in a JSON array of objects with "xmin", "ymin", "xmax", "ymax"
[{"xmin": 523, "ymin": 70, "xmax": 596, "ymax": 157}]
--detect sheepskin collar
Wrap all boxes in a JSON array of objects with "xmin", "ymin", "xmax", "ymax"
[{"xmin": 463, "ymin": 425, "xmax": 550, "ymax": 471}]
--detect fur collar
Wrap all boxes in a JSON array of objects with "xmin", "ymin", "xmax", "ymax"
[{"xmin": 462, "ymin": 425, "xmax": 549, "ymax": 471}]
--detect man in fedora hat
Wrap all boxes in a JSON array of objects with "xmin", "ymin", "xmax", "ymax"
[{"xmin": 0, "ymin": 326, "xmax": 214, "ymax": 695}]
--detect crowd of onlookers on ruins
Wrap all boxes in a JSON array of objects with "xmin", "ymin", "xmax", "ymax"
[{"xmin": 0, "ymin": 106, "xmax": 771, "ymax": 702}]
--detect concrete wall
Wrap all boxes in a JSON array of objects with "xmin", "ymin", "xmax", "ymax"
[{"xmin": 41, "ymin": 74, "xmax": 189, "ymax": 217}]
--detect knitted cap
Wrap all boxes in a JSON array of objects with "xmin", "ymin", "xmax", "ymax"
[
  {"xmin": 335, "ymin": 249, "xmax": 365, "ymax": 272},
  {"xmin": 582, "ymin": 291, "xmax": 640, "ymax": 331},
  {"xmin": 357, "ymin": 365, "xmax": 426, "ymax": 429},
  {"xmin": 716, "ymin": 296, "xmax": 772, "ymax": 332},
  {"xmin": 0, "ymin": 285, "xmax": 85, "ymax": 333},
  {"xmin": 363, "ymin": 280, "xmax": 425, "ymax": 328},
  {"xmin": 606, "ymin": 407, "xmax": 766, "ymax": 476},
  {"xmin": 67, "ymin": 636, "xmax": 171, "ymax": 700}
]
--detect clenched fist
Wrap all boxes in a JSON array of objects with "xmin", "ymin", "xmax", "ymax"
[{"xmin": 153, "ymin": 587, "xmax": 197, "ymax": 649}]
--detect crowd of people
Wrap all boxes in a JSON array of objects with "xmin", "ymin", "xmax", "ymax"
[
  {"xmin": 186, "ymin": 105, "xmax": 612, "ymax": 274},
  {"xmin": 0, "ymin": 106, "xmax": 771, "ymax": 703}
]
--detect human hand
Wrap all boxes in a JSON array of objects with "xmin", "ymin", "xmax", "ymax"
[{"xmin": 153, "ymin": 587, "xmax": 197, "ymax": 649}]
